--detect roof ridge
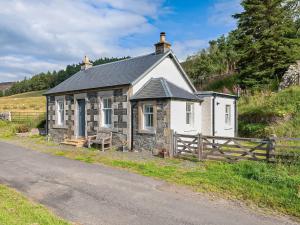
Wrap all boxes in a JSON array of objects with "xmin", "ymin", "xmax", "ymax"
[
  {"xmin": 90, "ymin": 52, "xmax": 165, "ymax": 69},
  {"xmin": 165, "ymin": 79, "xmax": 193, "ymax": 94},
  {"xmin": 159, "ymin": 78, "xmax": 172, "ymax": 97}
]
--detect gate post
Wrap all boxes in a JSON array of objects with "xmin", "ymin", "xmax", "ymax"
[
  {"xmin": 198, "ymin": 133, "xmax": 203, "ymax": 160},
  {"xmin": 174, "ymin": 132, "xmax": 177, "ymax": 157},
  {"xmin": 169, "ymin": 129, "xmax": 174, "ymax": 158},
  {"xmin": 267, "ymin": 136, "xmax": 276, "ymax": 163}
]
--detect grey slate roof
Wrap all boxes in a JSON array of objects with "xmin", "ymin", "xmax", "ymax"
[
  {"xmin": 131, "ymin": 78, "xmax": 201, "ymax": 101},
  {"xmin": 45, "ymin": 52, "xmax": 169, "ymax": 95}
]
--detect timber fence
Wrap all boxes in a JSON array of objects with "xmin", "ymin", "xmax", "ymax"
[
  {"xmin": 10, "ymin": 111, "xmax": 46, "ymax": 127},
  {"xmin": 172, "ymin": 132, "xmax": 300, "ymax": 163}
]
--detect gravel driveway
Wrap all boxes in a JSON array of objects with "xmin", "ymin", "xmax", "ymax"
[{"xmin": 0, "ymin": 142, "xmax": 297, "ymax": 225}]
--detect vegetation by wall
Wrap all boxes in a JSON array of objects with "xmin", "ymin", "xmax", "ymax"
[{"xmin": 238, "ymin": 86, "xmax": 300, "ymax": 137}]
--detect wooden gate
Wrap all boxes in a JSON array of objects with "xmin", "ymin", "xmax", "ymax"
[{"xmin": 173, "ymin": 132, "xmax": 300, "ymax": 162}]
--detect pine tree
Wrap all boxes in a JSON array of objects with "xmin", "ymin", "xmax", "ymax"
[{"xmin": 234, "ymin": 0, "xmax": 299, "ymax": 89}]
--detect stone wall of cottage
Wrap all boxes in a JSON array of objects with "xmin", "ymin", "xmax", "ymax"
[
  {"xmin": 132, "ymin": 100, "xmax": 172, "ymax": 154},
  {"xmin": 47, "ymin": 87, "xmax": 129, "ymax": 146},
  {"xmin": 48, "ymin": 96, "xmax": 69, "ymax": 142},
  {"xmin": 86, "ymin": 91, "xmax": 99, "ymax": 136}
]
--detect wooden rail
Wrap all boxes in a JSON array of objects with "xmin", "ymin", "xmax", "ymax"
[{"xmin": 172, "ymin": 132, "xmax": 300, "ymax": 163}]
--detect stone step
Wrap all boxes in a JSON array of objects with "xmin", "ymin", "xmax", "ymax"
[{"xmin": 60, "ymin": 139, "xmax": 87, "ymax": 148}]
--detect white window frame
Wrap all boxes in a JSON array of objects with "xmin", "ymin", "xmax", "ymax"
[
  {"xmin": 225, "ymin": 104, "xmax": 231, "ymax": 126},
  {"xmin": 102, "ymin": 97, "xmax": 112, "ymax": 128},
  {"xmin": 143, "ymin": 104, "xmax": 154, "ymax": 130},
  {"xmin": 56, "ymin": 97, "xmax": 65, "ymax": 126},
  {"xmin": 186, "ymin": 102, "xmax": 194, "ymax": 126}
]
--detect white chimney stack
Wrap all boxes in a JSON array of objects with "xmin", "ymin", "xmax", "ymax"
[
  {"xmin": 155, "ymin": 32, "xmax": 171, "ymax": 54},
  {"xmin": 81, "ymin": 55, "xmax": 93, "ymax": 70}
]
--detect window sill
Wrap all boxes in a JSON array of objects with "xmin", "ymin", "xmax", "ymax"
[
  {"xmin": 53, "ymin": 125, "xmax": 68, "ymax": 129},
  {"xmin": 138, "ymin": 129, "xmax": 156, "ymax": 135}
]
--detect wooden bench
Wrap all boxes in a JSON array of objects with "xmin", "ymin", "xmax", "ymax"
[{"xmin": 87, "ymin": 132, "xmax": 112, "ymax": 151}]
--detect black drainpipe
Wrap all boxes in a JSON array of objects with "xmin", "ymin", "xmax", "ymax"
[
  {"xmin": 234, "ymin": 99, "xmax": 238, "ymax": 137},
  {"xmin": 130, "ymin": 101, "xmax": 136, "ymax": 151},
  {"xmin": 46, "ymin": 96, "xmax": 49, "ymax": 136},
  {"xmin": 212, "ymin": 95, "xmax": 215, "ymax": 136}
]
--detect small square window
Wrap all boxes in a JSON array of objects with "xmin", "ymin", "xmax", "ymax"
[
  {"xmin": 144, "ymin": 104, "xmax": 154, "ymax": 129},
  {"xmin": 102, "ymin": 98, "xmax": 112, "ymax": 127},
  {"xmin": 56, "ymin": 100, "xmax": 64, "ymax": 126},
  {"xmin": 186, "ymin": 103, "xmax": 194, "ymax": 125}
]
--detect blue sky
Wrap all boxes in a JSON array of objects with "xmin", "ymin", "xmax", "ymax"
[{"xmin": 0, "ymin": 0, "xmax": 241, "ymax": 82}]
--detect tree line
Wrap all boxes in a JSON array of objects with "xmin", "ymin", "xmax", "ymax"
[
  {"xmin": 182, "ymin": 0, "xmax": 300, "ymax": 90},
  {"xmin": 3, "ymin": 57, "xmax": 128, "ymax": 96}
]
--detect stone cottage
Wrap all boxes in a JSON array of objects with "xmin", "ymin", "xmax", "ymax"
[{"xmin": 44, "ymin": 33, "xmax": 238, "ymax": 153}]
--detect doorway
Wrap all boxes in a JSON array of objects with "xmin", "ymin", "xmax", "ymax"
[{"xmin": 77, "ymin": 99, "xmax": 86, "ymax": 137}]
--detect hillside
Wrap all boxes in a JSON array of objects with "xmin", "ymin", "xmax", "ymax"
[
  {"xmin": 0, "ymin": 82, "xmax": 15, "ymax": 92},
  {"xmin": 0, "ymin": 90, "xmax": 45, "ymax": 112},
  {"xmin": 238, "ymin": 86, "xmax": 300, "ymax": 138}
]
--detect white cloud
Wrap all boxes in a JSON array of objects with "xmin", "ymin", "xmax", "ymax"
[
  {"xmin": 173, "ymin": 39, "xmax": 208, "ymax": 61},
  {"xmin": 0, "ymin": 0, "xmax": 166, "ymax": 82},
  {"xmin": 208, "ymin": 0, "xmax": 242, "ymax": 27}
]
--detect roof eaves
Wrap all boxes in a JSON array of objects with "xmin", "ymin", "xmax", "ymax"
[
  {"xmin": 195, "ymin": 91, "xmax": 238, "ymax": 99},
  {"xmin": 130, "ymin": 96, "xmax": 203, "ymax": 102}
]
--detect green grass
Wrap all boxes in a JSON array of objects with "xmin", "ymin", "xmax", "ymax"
[
  {"xmin": 5, "ymin": 135, "xmax": 300, "ymax": 219},
  {"xmin": 5, "ymin": 90, "xmax": 45, "ymax": 98},
  {"xmin": 0, "ymin": 184, "xmax": 69, "ymax": 225},
  {"xmin": 238, "ymin": 86, "xmax": 300, "ymax": 137},
  {"xmin": 0, "ymin": 120, "xmax": 17, "ymax": 138},
  {"xmin": 0, "ymin": 90, "xmax": 46, "ymax": 112}
]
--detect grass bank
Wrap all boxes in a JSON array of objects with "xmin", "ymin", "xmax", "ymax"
[
  {"xmin": 0, "ymin": 184, "xmax": 69, "ymax": 225},
  {"xmin": 3, "ymin": 135, "xmax": 300, "ymax": 219},
  {"xmin": 238, "ymin": 86, "xmax": 300, "ymax": 137}
]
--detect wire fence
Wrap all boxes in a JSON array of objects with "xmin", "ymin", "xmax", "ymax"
[{"xmin": 10, "ymin": 111, "xmax": 46, "ymax": 127}]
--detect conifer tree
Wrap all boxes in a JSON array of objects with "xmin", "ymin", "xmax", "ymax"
[{"xmin": 234, "ymin": 0, "xmax": 299, "ymax": 89}]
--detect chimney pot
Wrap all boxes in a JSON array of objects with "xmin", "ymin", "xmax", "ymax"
[{"xmin": 160, "ymin": 32, "xmax": 166, "ymax": 43}]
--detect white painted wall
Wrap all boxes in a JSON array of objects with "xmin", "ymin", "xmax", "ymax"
[
  {"xmin": 132, "ymin": 56, "xmax": 193, "ymax": 94},
  {"xmin": 170, "ymin": 100, "xmax": 201, "ymax": 135},
  {"xmin": 200, "ymin": 96, "xmax": 213, "ymax": 136},
  {"xmin": 199, "ymin": 95, "xmax": 236, "ymax": 137},
  {"xmin": 214, "ymin": 96, "xmax": 236, "ymax": 137}
]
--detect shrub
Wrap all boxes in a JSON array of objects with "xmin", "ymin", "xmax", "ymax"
[{"xmin": 16, "ymin": 124, "xmax": 30, "ymax": 133}]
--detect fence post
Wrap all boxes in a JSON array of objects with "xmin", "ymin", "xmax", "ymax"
[
  {"xmin": 198, "ymin": 133, "xmax": 203, "ymax": 160},
  {"xmin": 174, "ymin": 132, "xmax": 177, "ymax": 157},
  {"xmin": 267, "ymin": 137, "xmax": 276, "ymax": 163},
  {"xmin": 169, "ymin": 129, "xmax": 174, "ymax": 158}
]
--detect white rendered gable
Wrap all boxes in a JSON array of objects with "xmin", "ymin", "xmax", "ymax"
[{"xmin": 132, "ymin": 56, "xmax": 194, "ymax": 94}]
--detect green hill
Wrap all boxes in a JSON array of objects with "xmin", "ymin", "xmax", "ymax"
[{"xmin": 238, "ymin": 86, "xmax": 300, "ymax": 138}]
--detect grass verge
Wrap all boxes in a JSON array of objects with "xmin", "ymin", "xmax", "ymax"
[
  {"xmin": 3, "ymin": 135, "xmax": 300, "ymax": 219},
  {"xmin": 0, "ymin": 184, "xmax": 69, "ymax": 225}
]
